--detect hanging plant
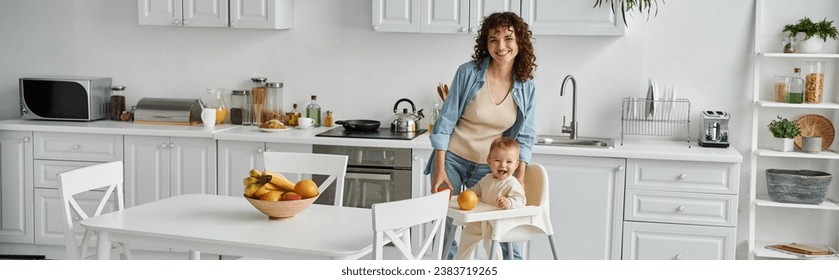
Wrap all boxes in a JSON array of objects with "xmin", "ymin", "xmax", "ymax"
[{"xmin": 594, "ymin": 0, "xmax": 664, "ymax": 27}]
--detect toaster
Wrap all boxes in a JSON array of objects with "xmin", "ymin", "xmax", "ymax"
[{"xmin": 699, "ymin": 111, "xmax": 730, "ymax": 148}]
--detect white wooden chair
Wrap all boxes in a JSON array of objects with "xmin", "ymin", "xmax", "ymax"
[
  {"xmin": 58, "ymin": 161, "xmax": 132, "ymax": 260},
  {"xmin": 372, "ymin": 190, "xmax": 449, "ymax": 260},
  {"xmin": 487, "ymin": 163, "xmax": 558, "ymax": 260},
  {"xmin": 262, "ymin": 152, "xmax": 348, "ymax": 206}
]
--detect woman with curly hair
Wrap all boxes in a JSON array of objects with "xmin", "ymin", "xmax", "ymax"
[{"xmin": 426, "ymin": 12, "xmax": 537, "ymax": 260}]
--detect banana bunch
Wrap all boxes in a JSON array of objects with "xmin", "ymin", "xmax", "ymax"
[{"xmin": 243, "ymin": 169, "xmax": 315, "ymax": 201}]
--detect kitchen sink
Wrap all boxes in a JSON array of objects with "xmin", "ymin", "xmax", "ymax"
[{"xmin": 536, "ymin": 135, "xmax": 614, "ymax": 148}]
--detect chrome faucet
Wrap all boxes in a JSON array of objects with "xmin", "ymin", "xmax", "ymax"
[{"xmin": 560, "ymin": 75, "xmax": 578, "ymax": 140}]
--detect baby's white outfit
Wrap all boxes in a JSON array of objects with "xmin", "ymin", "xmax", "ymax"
[{"xmin": 455, "ymin": 174, "xmax": 525, "ymax": 260}]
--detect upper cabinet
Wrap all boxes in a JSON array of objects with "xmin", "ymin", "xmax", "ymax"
[
  {"xmin": 138, "ymin": 0, "xmax": 292, "ymax": 30},
  {"xmin": 372, "ymin": 0, "xmax": 623, "ymax": 36}
]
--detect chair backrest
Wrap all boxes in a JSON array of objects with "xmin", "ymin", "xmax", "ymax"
[
  {"xmin": 58, "ymin": 161, "xmax": 125, "ymax": 260},
  {"xmin": 371, "ymin": 191, "xmax": 449, "ymax": 260},
  {"xmin": 262, "ymin": 152, "xmax": 348, "ymax": 206},
  {"xmin": 523, "ymin": 163, "xmax": 549, "ymax": 212}
]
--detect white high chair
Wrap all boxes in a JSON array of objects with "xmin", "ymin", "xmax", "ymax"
[
  {"xmin": 445, "ymin": 163, "xmax": 559, "ymax": 260},
  {"xmin": 58, "ymin": 161, "xmax": 132, "ymax": 260},
  {"xmin": 372, "ymin": 191, "xmax": 449, "ymax": 260}
]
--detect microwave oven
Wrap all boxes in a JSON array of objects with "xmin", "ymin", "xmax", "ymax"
[{"xmin": 19, "ymin": 76, "xmax": 111, "ymax": 121}]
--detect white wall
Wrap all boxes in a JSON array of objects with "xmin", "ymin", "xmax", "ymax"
[{"xmin": 0, "ymin": 0, "xmax": 760, "ymax": 258}]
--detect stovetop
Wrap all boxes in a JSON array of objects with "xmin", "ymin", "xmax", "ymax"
[{"xmin": 316, "ymin": 127, "xmax": 427, "ymax": 140}]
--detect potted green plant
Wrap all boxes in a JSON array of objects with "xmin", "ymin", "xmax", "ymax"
[
  {"xmin": 768, "ymin": 116, "xmax": 800, "ymax": 152},
  {"xmin": 783, "ymin": 17, "xmax": 838, "ymax": 53},
  {"xmin": 594, "ymin": 0, "xmax": 662, "ymax": 27}
]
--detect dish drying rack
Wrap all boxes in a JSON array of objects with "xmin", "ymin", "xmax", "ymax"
[{"xmin": 621, "ymin": 97, "xmax": 691, "ymax": 146}]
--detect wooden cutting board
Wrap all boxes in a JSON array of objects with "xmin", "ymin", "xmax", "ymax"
[{"xmin": 768, "ymin": 243, "xmax": 833, "ymax": 255}]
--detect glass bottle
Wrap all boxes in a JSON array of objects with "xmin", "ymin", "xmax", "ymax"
[
  {"xmin": 783, "ymin": 36, "xmax": 796, "ymax": 53},
  {"xmin": 251, "ymin": 77, "xmax": 268, "ymax": 125},
  {"xmin": 804, "ymin": 61, "xmax": 824, "ymax": 103},
  {"xmin": 264, "ymin": 82, "xmax": 284, "ymax": 122},
  {"xmin": 429, "ymin": 103, "xmax": 440, "ymax": 132},
  {"xmin": 306, "ymin": 95, "xmax": 321, "ymax": 127},
  {"xmin": 788, "ymin": 68, "xmax": 804, "ymax": 104},
  {"xmin": 324, "ymin": 110, "xmax": 333, "ymax": 127},
  {"xmin": 289, "ymin": 103, "xmax": 300, "ymax": 127}
]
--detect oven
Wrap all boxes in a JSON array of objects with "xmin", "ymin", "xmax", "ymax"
[{"xmin": 312, "ymin": 145, "xmax": 412, "ymax": 208}]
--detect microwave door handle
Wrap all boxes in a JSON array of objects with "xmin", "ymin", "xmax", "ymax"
[{"xmin": 345, "ymin": 173, "xmax": 392, "ymax": 181}]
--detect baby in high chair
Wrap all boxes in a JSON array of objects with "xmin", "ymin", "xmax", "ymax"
[{"xmin": 455, "ymin": 137, "xmax": 526, "ymax": 260}]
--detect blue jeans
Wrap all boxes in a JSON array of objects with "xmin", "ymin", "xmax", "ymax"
[{"xmin": 433, "ymin": 151, "xmax": 522, "ymax": 260}]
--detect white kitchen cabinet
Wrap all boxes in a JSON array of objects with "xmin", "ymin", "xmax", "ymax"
[
  {"xmin": 124, "ymin": 136, "xmax": 217, "ymax": 207},
  {"xmin": 622, "ymin": 221, "xmax": 735, "ymax": 260},
  {"xmin": 373, "ymin": 0, "xmax": 623, "ymax": 36},
  {"xmin": 520, "ymin": 0, "xmax": 623, "ymax": 36},
  {"xmin": 748, "ymin": 0, "xmax": 839, "ymax": 260},
  {"xmin": 216, "ymin": 140, "xmax": 311, "ymax": 197},
  {"xmin": 33, "ymin": 189, "xmax": 116, "ymax": 247},
  {"xmin": 138, "ymin": 0, "xmax": 292, "ymax": 29},
  {"xmin": 0, "ymin": 131, "xmax": 34, "ymax": 244},
  {"xmin": 623, "ymin": 159, "xmax": 739, "ymax": 260},
  {"xmin": 373, "ymin": 0, "xmax": 519, "ymax": 34},
  {"xmin": 529, "ymin": 154, "xmax": 625, "ymax": 260}
]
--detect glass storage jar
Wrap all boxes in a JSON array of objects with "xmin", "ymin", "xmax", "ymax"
[
  {"xmin": 264, "ymin": 82, "xmax": 284, "ymax": 122},
  {"xmin": 251, "ymin": 77, "xmax": 268, "ymax": 125},
  {"xmin": 805, "ymin": 61, "xmax": 824, "ymax": 103},
  {"xmin": 230, "ymin": 90, "xmax": 249, "ymax": 125},
  {"xmin": 774, "ymin": 76, "xmax": 790, "ymax": 102}
]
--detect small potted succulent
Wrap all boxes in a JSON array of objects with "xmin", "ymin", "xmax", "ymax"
[
  {"xmin": 768, "ymin": 116, "xmax": 800, "ymax": 152},
  {"xmin": 783, "ymin": 17, "xmax": 839, "ymax": 53}
]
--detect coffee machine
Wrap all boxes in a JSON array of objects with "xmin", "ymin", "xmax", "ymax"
[{"xmin": 699, "ymin": 111, "xmax": 730, "ymax": 148}]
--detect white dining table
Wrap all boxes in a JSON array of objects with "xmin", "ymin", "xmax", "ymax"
[{"xmin": 80, "ymin": 194, "xmax": 374, "ymax": 260}]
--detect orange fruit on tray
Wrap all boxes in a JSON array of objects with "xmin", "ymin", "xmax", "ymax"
[
  {"xmin": 294, "ymin": 179, "xmax": 319, "ymax": 199},
  {"xmin": 457, "ymin": 189, "xmax": 478, "ymax": 210}
]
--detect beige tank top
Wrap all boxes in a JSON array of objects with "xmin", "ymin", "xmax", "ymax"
[{"xmin": 448, "ymin": 84, "xmax": 517, "ymax": 163}]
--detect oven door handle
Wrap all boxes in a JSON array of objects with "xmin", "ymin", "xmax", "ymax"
[{"xmin": 345, "ymin": 172, "xmax": 392, "ymax": 181}]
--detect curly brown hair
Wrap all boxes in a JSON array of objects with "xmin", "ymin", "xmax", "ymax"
[{"xmin": 472, "ymin": 12, "xmax": 537, "ymax": 82}]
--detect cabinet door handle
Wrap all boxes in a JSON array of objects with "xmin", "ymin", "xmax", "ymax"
[
  {"xmin": 174, "ymin": 19, "xmax": 181, "ymax": 25},
  {"xmin": 617, "ymin": 165, "xmax": 625, "ymax": 172},
  {"xmin": 265, "ymin": 148, "xmax": 273, "ymax": 152},
  {"xmin": 372, "ymin": 25, "xmax": 379, "ymax": 31},
  {"xmin": 161, "ymin": 143, "xmax": 168, "ymax": 149},
  {"xmin": 230, "ymin": 21, "xmax": 236, "ymax": 27},
  {"xmin": 169, "ymin": 143, "xmax": 176, "ymax": 149},
  {"xmin": 460, "ymin": 27, "xmax": 467, "ymax": 33},
  {"xmin": 413, "ymin": 155, "xmax": 420, "ymax": 161},
  {"xmin": 677, "ymin": 206, "xmax": 686, "ymax": 213},
  {"xmin": 23, "ymin": 137, "xmax": 30, "ymax": 142},
  {"xmin": 73, "ymin": 144, "xmax": 80, "ymax": 150},
  {"xmin": 182, "ymin": 20, "xmax": 189, "ymax": 26},
  {"xmin": 674, "ymin": 254, "xmax": 682, "ymax": 260},
  {"xmin": 257, "ymin": 148, "xmax": 264, "ymax": 153},
  {"xmin": 470, "ymin": 27, "xmax": 477, "ymax": 33},
  {"xmin": 678, "ymin": 173, "xmax": 687, "ymax": 180}
]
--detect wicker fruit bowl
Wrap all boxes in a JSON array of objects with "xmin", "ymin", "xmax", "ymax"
[{"xmin": 245, "ymin": 195, "xmax": 318, "ymax": 220}]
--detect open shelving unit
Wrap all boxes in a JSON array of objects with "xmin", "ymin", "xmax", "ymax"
[{"xmin": 748, "ymin": 0, "xmax": 839, "ymax": 260}]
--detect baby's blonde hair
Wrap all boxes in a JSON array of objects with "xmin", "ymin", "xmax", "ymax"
[{"xmin": 489, "ymin": 137, "xmax": 520, "ymax": 156}]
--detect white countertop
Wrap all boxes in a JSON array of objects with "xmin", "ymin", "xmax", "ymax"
[{"xmin": 0, "ymin": 119, "xmax": 742, "ymax": 163}]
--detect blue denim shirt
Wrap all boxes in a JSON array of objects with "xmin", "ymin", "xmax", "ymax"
[{"xmin": 425, "ymin": 58, "xmax": 537, "ymax": 174}]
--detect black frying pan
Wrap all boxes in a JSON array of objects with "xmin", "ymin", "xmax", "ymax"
[{"xmin": 335, "ymin": 120, "xmax": 381, "ymax": 132}]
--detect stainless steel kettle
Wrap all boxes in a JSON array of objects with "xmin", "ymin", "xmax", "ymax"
[{"xmin": 391, "ymin": 98, "xmax": 424, "ymax": 132}]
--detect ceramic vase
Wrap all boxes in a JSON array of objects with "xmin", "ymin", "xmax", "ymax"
[
  {"xmin": 774, "ymin": 137, "xmax": 794, "ymax": 152},
  {"xmin": 798, "ymin": 38, "xmax": 824, "ymax": 53}
]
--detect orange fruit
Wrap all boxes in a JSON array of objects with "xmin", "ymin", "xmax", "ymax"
[
  {"xmin": 294, "ymin": 179, "xmax": 319, "ymax": 198},
  {"xmin": 259, "ymin": 190, "xmax": 283, "ymax": 201},
  {"xmin": 457, "ymin": 190, "xmax": 478, "ymax": 210}
]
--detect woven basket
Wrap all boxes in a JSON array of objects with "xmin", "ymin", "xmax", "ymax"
[{"xmin": 766, "ymin": 169, "xmax": 832, "ymax": 205}]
